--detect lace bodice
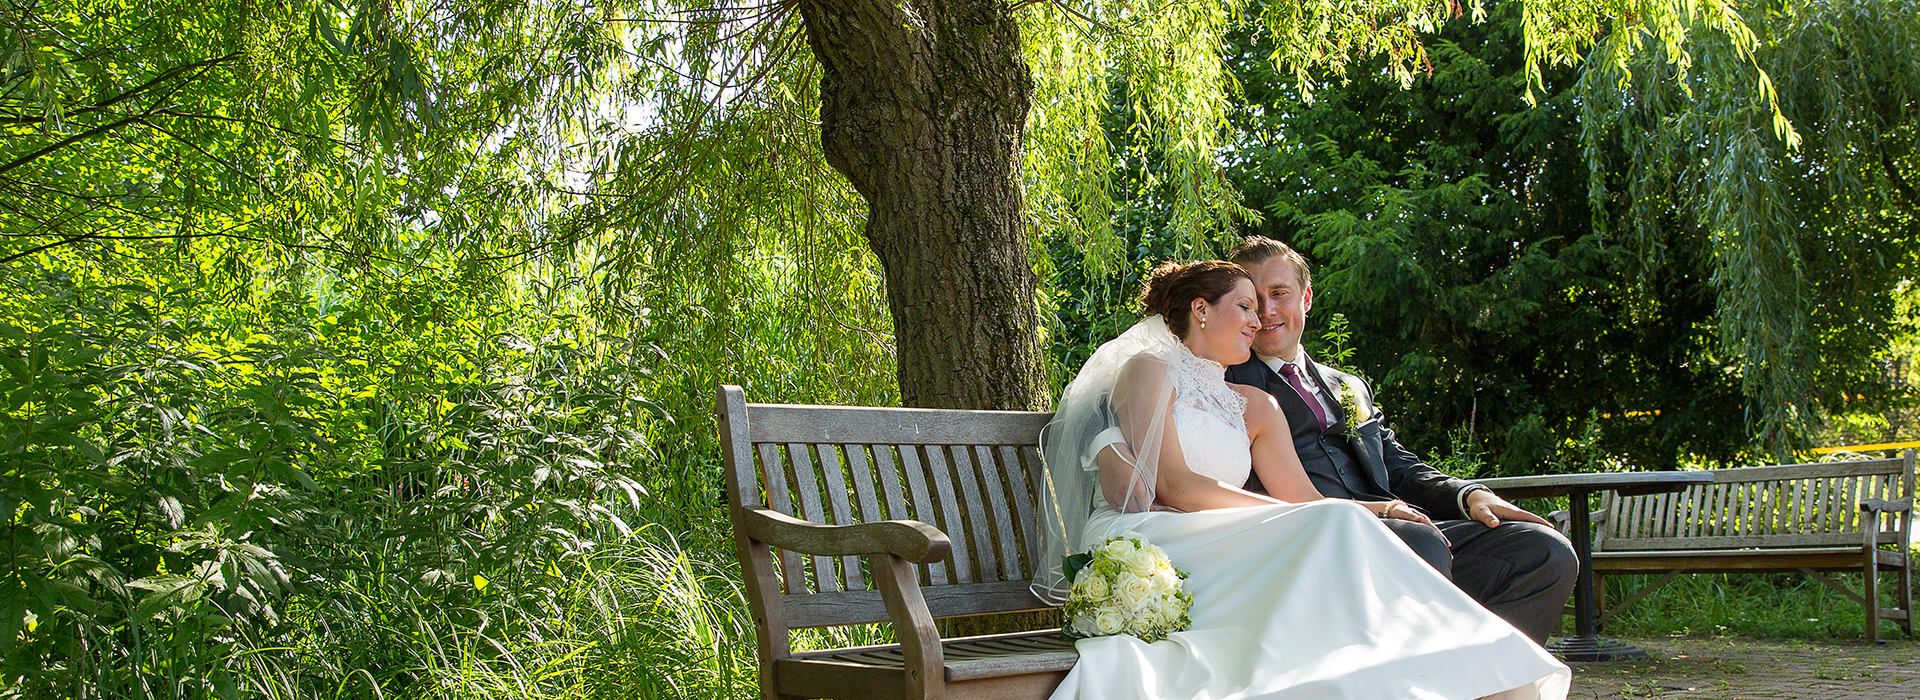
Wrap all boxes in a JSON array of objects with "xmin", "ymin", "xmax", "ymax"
[{"xmin": 1170, "ymin": 344, "xmax": 1252, "ymax": 486}]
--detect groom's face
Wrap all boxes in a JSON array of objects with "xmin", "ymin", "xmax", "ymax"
[{"xmin": 1248, "ymin": 257, "xmax": 1313, "ymax": 361}]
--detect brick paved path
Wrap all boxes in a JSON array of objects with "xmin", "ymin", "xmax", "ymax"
[{"xmin": 1567, "ymin": 636, "xmax": 1920, "ymax": 699}]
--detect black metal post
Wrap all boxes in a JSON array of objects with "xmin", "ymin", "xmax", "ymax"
[{"xmin": 1546, "ymin": 486, "xmax": 1647, "ymax": 661}]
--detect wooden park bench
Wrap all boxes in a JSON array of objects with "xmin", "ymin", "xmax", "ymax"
[
  {"xmin": 717, "ymin": 385, "xmax": 1075, "ymax": 700},
  {"xmin": 1579, "ymin": 453, "xmax": 1914, "ymax": 641}
]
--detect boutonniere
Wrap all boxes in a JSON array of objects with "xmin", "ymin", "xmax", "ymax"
[{"xmin": 1336, "ymin": 379, "xmax": 1370, "ymax": 435}]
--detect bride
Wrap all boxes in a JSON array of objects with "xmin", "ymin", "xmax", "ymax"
[{"xmin": 1035, "ymin": 260, "xmax": 1569, "ymax": 700}]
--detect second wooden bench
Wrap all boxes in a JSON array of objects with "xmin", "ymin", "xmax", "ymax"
[{"xmin": 1583, "ymin": 454, "xmax": 1914, "ymax": 641}]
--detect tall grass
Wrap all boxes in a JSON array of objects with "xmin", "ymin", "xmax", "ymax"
[
  {"xmin": 1600, "ymin": 564, "xmax": 1919, "ymax": 639},
  {"xmin": 205, "ymin": 526, "xmax": 756, "ymax": 700},
  {"xmin": 0, "ymin": 258, "xmax": 896, "ymax": 699}
]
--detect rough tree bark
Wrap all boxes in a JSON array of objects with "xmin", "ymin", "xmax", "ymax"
[{"xmin": 795, "ymin": 0, "xmax": 1050, "ymax": 412}]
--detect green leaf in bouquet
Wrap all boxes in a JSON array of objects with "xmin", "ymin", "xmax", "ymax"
[{"xmin": 1062, "ymin": 552, "xmax": 1093, "ymax": 583}]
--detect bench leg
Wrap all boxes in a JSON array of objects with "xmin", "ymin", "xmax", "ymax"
[
  {"xmin": 1901, "ymin": 555, "xmax": 1914, "ymax": 637},
  {"xmin": 1593, "ymin": 572, "xmax": 1605, "ymax": 633},
  {"xmin": 1865, "ymin": 554, "xmax": 1881, "ymax": 643}
]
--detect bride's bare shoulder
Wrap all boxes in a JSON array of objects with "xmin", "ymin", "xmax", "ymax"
[{"xmin": 1231, "ymin": 384, "xmax": 1287, "ymax": 430}]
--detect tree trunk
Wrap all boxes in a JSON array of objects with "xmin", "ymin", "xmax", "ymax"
[{"xmin": 795, "ymin": 0, "xmax": 1048, "ymax": 412}]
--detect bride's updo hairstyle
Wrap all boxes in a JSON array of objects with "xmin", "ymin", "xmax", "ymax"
[{"xmin": 1140, "ymin": 260, "xmax": 1252, "ymax": 338}]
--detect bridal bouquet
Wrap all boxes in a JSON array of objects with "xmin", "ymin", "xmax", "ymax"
[{"xmin": 1061, "ymin": 536, "xmax": 1192, "ymax": 643}]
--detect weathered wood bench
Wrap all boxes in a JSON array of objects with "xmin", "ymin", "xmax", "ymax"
[
  {"xmin": 717, "ymin": 385, "xmax": 1075, "ymax": 700},
  {"xmin": 1579, "ymin": 453, "xmax": 1914, "ymax": 641}
]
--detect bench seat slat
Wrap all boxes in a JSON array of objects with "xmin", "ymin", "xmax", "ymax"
[
  {"xmin": 782, "ymin": 580, "xmax": 1050, "ymax": 629},
  {"xmin": 1838, "ymin": 476, "xmax": 1858, "ymax": 530},
  {"xmin": 786, "ymin": 630, "xmax": 1078, "ymax": 683},
  {"xmin": 1591, "ymin": 548, "xmax": 1880, "ymax": 574}
]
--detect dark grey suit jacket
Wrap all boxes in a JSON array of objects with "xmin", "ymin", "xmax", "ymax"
[{"xmin": 1225, "ymin": 354, "xmax": 1481, "ymax": 520}]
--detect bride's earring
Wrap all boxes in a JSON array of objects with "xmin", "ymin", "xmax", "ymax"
[{"xmin": 1200, "ymin": 317, "xmax": 1206, "ymax": 329}]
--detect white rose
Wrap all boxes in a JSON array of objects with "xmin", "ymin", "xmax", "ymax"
[
  {"xmin": 1151, "ymin": 546, "xmax": 1172, "ymax": 568},
  {"xmin": 1156, "ymin": 595, "xmax": 1185, "ymax": 624},
  {"xmin": 1114, "ymin": 573, "xmax": 1154, "ymax": 612},
  {"xmin": 1094, "ymin": 608, "xmax": 1125, "ymax": 636},
  {"xmin": 1102, "ymin": 538, "xmax": 1136, "ymax": 559},
  {"xmin": 1151, "ymin": 568, "xmax": 1180, "ymax": 590},
  {"xmin": 1072, "ymin": 572, "xmax": 1111, "ymax": 602},
  {"xmin": 1122, "ymin": 548, "xmax": 1158, "ymax": 578}
]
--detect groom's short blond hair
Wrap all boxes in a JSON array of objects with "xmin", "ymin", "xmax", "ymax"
[{"xmin": 1227, "ymin": 236, "xmax": 1312, "ymax": 289}]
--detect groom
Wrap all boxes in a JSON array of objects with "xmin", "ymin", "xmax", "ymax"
[{"xmin": 1224, "ymin": 236, "xmax": 1577, "ymax": 644}]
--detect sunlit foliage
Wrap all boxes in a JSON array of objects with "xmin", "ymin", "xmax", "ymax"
[{"xmin": 0, "ymin": 0, "xmax": 1851, "ymax": 695}]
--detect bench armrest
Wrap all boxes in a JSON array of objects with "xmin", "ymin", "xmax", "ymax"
[
  {"xmin": 1548, "ymin": 508, "xmax": 1608, "ymax": 534},
  {"xmin": 1860, "ymin": 497, "xmax": 1913, "ymax": 514},
  {"xmin": 739, "ymin": 508, "xmax": 949, "ymax": 698},
  {"xmin": 738, "ymin": 508, "xmax": 952, "ymax": 565}
]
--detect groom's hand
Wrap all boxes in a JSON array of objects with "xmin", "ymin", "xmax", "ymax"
[{"xmin": 1465, "ymin": 489, "xmax": 1551, "ymax": 529}]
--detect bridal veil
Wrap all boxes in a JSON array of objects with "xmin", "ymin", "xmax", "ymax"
[{"xmin": 1033, "ymin": 315, "xmax": 1184, "ymax": 603}]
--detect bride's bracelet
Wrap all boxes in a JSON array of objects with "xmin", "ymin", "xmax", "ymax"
[{"xmin": 1376, "ymin": 500, "xmax": 1408, "ymax": 519}]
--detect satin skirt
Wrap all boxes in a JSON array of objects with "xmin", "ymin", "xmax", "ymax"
[{"xmin": 1048, "ymin": 500, "xmax": 1570, "ymax": 700}]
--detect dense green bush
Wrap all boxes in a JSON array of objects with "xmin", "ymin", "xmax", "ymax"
[{"xmin": 0, "ymin": 266, "xmax": 782, "ymax": 698}]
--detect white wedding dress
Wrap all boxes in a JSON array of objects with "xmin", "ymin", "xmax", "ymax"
[{"xmin": 1047, "ymin": 344, "xmax": 1570, "ymax": 700}]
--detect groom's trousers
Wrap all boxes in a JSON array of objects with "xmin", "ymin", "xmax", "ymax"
[{"xmin": 1380, "ymin": 519, "xmax": 1577, "ymax": 644}]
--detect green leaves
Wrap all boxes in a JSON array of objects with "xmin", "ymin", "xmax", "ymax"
[{"xmin": 0, "ymin": 259, "xmax": 755, "ymax": 696}]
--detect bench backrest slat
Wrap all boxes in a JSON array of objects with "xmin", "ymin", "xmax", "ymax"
[
  {"xmin": 847, "ymin": 445, "xmax": 886, "ymax": 525},
  {"xmin": 720, "ymin": 386, "xmax": 1055, "ymax": 637},
  {"xmin": 757, "ymin": 443, "xmax": 808, "ymax": 593},
  {"xmin": 894, "ymin": 445, "xmax": 949, "ymax": 586},
  {"xmin": 1019, "ymin": 446, "xmax": 1049, "ymax": 569},
  {"xmin": 922, "ymin": 445, "xmax": 977, "ymax": 584},
  {"xmin": 971, "ymin": 445, "xmax": 1024, "ymax": 581},
  {"xmin": 781, "ymin": 443, "xmax": 832, "ymax": 592},
  {"xmin": 946, "ymin": 445, "xmax": 996, "ymax": 583},
  {"xmin": 815, "ymin": 443, "xmax": 866, "ymax": 592},
  {"xmin": 1004, "ymin": 445, "xmax": 1041, "ymax": 579},
  {"xmin": 1597, "ymin": 455, "xmax": 1915, "ymax": 552}
]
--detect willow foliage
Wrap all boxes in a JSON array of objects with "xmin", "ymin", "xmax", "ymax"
[
  {"xmin": 5, "ymin": 0, "xmax": 1793, "ymax": 385},
  {"xmin": 1580, "ymin": 0, "xmax": 1920, "ymax": 455},
  {"xmin": 0, "ymin": 0, "xmax": 1840, "ymax": 693}
]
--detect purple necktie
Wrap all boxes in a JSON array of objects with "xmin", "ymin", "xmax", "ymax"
[{"xmin": 1279, "ymin": 363, "xmax": 1330, "ymax": 431}]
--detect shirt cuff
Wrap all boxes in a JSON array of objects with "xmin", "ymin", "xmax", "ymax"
[{"xmin": 1455, "ymin": 484, "xmax": 1491, "ymax": 520}]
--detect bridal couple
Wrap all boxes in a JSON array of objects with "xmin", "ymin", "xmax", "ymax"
[{"xmin": 1034, "ymin": 237, "xmax": 1578, "ymax": 699}]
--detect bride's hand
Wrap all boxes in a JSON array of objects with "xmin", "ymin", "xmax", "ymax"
[{"xmin": 1372, "ymin": 500, "xmax": 1434, "ymax": 528}]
